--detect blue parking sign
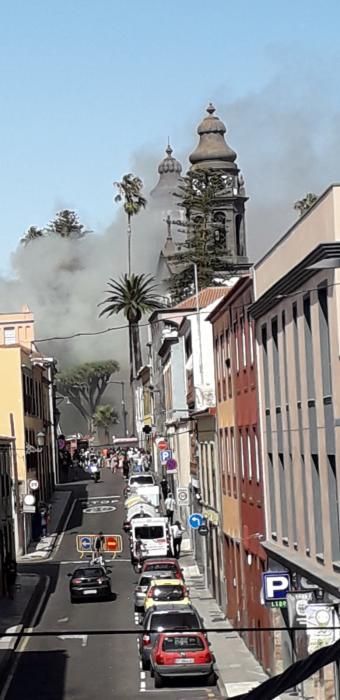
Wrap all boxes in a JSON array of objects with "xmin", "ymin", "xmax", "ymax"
[
  {"xmin": 160, "ymin": 449, "xmax": 172, "ymax": 463},
  {"xmin": 262, "ymin": 571, "xmax": 290, "ymax": 603}
]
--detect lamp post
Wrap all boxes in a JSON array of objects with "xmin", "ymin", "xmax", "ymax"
[{"xmin": 106, "ymin": 381, "xmax": 128, "ymax": 437}]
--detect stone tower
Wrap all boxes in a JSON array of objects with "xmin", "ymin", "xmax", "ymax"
[
  {"xmin": 150, "ymin": 143, "xmax": 182, "ymax": 205},
  {"xmin": 189, "ymin": 103, "xmax": 248, "ymax": 265}
]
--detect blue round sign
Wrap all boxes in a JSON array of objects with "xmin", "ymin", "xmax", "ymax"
[
  {"xmin": 188, "ymin": 513, "xmax": 203, "ymax": 530},
  {"xmin": 80, "ymin": 536, "xmax": 92, "ymax": 550}
]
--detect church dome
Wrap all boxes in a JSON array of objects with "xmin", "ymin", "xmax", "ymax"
[
  {"xmin": 150, "ymin": 144, "xmax": 182, "ymax": 200},
  {"xmin": 189, "ymin": 103, "xmax": 237, "ymax": 171}
]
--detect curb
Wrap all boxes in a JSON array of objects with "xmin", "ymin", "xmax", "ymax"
[
  {"xmin": 0, "ymin": 574, "xmax": 48, "ymax": 689},
  {"xmin": 18, "ymin": 490, "xmax": 73, "ymax": 563}
]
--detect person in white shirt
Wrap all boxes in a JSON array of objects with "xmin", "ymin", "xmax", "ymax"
[
  {"xmin": 171, "ymin": 521, "xmax": 184, "ymax": 558},
  {"xmin": 165, "ymin": 492, "xmax": 176, "ymax": 525}
]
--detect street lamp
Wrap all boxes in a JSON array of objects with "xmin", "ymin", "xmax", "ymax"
[
  {"xmin": 106, "ymin": 381, "xmax": 128, "ymax": 437},
  {"xmin": 36, "ymin": 431, "xmax": 46, "ymax": 448}
]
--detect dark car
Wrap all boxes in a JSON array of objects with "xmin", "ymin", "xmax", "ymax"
[
  {"xmin": 139, "ymin": 604, "xmax": 204, "ymax": 670},
  {"xmin": 141, "ymin": 558, "xmax": 184, "ymax": 581},
  {"xmin": 69, "ymin": 567, "xmax": 111, "ymax": 602}
]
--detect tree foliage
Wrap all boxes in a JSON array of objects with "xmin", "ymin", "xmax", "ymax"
[
  {"xmin": 57, "ymin": 360, "xmax": 119, "ymax": 431},
  {"xmin": 93, "ymin": 405, "xmax": 118, "ymax": 441},
  {"xmin": 294, "ymin": 193, "xmax": 318, "ymax": 217},
  {"xmin": 99, "ymin": 274, "xmax": 163, "ymax": 375},
  {"xmin": 113, "ymin": 174, "xmax": 147, "ymax": 220},
  {"xmin": 167, "ymin": 169, "xmax": 237, "ymax": 302},
  {"xmin": 20, "ymin": 210, "xmax": 90, "ymax": 246}
]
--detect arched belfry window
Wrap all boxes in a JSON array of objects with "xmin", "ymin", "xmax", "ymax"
[
  {"xmin": 235, "ymin": 214, "xmax": 244, "ymax": 256},
  {"xmin": 212, "ymin": 211, "xmax": 226, "ymax": 246}
]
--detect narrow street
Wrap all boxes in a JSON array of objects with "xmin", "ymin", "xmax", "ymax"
[{"xmin": 2, "ymin": 471, "xmax": 222, "ymax": 700}]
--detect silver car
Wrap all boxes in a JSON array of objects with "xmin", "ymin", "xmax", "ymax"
[{"xmin": 134, "ymin": 571, "xmax": 169, "ymax": 611}]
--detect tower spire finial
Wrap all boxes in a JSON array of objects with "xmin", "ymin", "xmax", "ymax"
[{"xmin": 207, "ymin": 102, "xmax": 216, "ymax": 115}]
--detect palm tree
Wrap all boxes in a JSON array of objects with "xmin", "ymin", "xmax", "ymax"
[
  {"xmin": 93, "ymin": 405, "xmax": 118, "ymax": 444},
  {"xmin": 99, "ymin": 273, "xmax": 163, "ymax": 434},
  {"xmin": 21, "ymin": 226, "xmax": 44, "ymax": 246},
  {"xmin": 113, "ymin": 174, "xmax": 147, "ymax": 275},
  {"xmin": 294, "ymin": 193, "xmax": 318, "ymax": 217}
]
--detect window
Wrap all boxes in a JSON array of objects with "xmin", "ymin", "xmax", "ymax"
[
  {"xmin": 241, "ymin": 318, "xmax": 246, "ymax": 367},
  {"xmin": 235, "ymin": 214, "xmax": 244, "ymax": 256},
  {"xmin": 247, "ymin": 431, "xmax": 252, "ymax": 480},
  {"xmin": 271, "ymin": 317, "xmax": 281, "ymax": 406},
  {"xmin": 213, "ymin": 211, "xmax": 226, "ymax": 246},
  {"xmin": 327, "ymin": 455, "xmax": 340, "ymax": 561},
  {"xmin": 248, "ymin": 314, "xmax": 254, "ymax": 365},
  {"xmin": 268, "ymin": 453, "xmax": 277, "ymax": 532},
  {"xmin": 318, "ymin": 286, "xmax": 332, "ymax": 397},
  {"xmin": 261, "ymin": 325, "xmax": 270, "ymax": 408},
  {"xmin": 254, "ymin": 430, "xmax": 260, "ymax": 483},
  {"xmin": 230, "ymin": 429, "xmax": 235, "ymax": 474},
  {"xmin": 311, "ymin": 454, "xmax": 323, "ymax": 555},
  {"xmin": 278, "ymin": 453, "xmax": 288, "ymax": 539},
  {"xmin": 211, "ymin": 443, "xmax": 217, "ymax": 507},
  {"xmin": 4, "ymin": 327, "xmax": 15, "ymax": 345},
  {"xmin": 185, "ymin": 334, "xmax": 192, "ymax": 360},
  {"xmin": 240, "ymin": 431, "xmax": 245, "ymax": 480},
  {"xmin": 225, "ymin": 429, "xmax": 230, "ymax": 474},
  {"xmin": 303, "ymin": 295, "xmax": 316, "ymax": 400},
  {"xmin": 135, "ymin": 526, "xmax": 164, "ymax": 539},
  {"xmin": 292, "ymin": 303, "xmax": 302, "ymax": 401},
  {"xmin": 234, "ymin": 323, "xmax": 239, "ymax": 372}
]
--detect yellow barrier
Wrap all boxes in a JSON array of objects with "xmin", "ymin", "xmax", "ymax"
[{"xmin": 76, "ymin": 534, "xmax": 123, "ymax": 560}]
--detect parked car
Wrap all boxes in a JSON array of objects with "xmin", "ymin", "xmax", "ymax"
[
  {"xmin": 144, "ymin": 578, "xmax": 191, "ymax": 614},
  {"xmin": 139, "ymin": 604, "xmax": 204, "ymax": 669},
  {"xmin": 130, "ymin": 518, "xmax": 172, "ymax": 562},
  {"xmin": 68, "ymin": 566, "xmax": 111, "ymax": 602},
  {"xmin": 134, "ymin": 571, "xmax": 171, "ymax": 611},
  {"xmin": 150, "ymin": 631, "xmax": 216, "ymax": 688},
  {"xmin": 141, "ymin": 557, "xmax": 184, "ymax": 581}
]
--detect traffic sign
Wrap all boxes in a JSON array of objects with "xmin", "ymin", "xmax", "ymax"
[
  {"xmin": 106, "ymin": 535, "xmax": 122, "ymax": 553},
  {"xmin": 262, "ymin": 571, "xmax": 291, "ymax": 608},
  {"xmin": 29, "ymin": 479, "xmax": 39, "ymax": 491},
  {"xmin": 158, "ymin": 440, "xmax": 169, "ymax": 451},
  {"xmin": 198, "ymin": 523, "xmax": 209, "ymax": 536},
  {"xmin": 24, "ymin": 494, "xmax": 36, "ymax": 506},
  {"xmin": 166, "ymin": 458, "xmax": 177, "ymax": 473},
  {"xmin": 188, "ymin": 513, "xmax": 203, "ymax": 529},
  {"xmin": 177, "ymin": 487, "xmax": 189, "ymax": 506},
  {"xmin": 79, "ymin": 535, "xmax": 92, "ymax": 551},
  {"xmin": 160, "ymin": 449, "xmax": 172, "ymax": 463}
]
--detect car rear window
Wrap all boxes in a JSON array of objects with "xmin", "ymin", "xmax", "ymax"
[
  {"xmin": 145, "ymin": 563, "xmax": 176, "ymax": 573},
  {"xmin": 149, "ymin": 612, "xmax": 200, "ymax": 632},
  {"xmin": 135, "ymin": 526, "xmax": 164, "ymax": 539},
  {"xmin": 151, "ymin": 585, "xmax": 185, "ymax": 601},
  {"xmin": 163, "ymin": 635, "xmax": 204, "ymax": 651},
  {"xmin": 131, "ymin": 476, "xmax": 154, "ymax": 484},
  {"xmin": 73, "ymin": 568, "xmax": 102, "ymax": 577}
]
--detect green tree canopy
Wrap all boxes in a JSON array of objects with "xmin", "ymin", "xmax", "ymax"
[
  {"xmin": 20, "ymin": 210, "xmax": 90, "ymax": 246},
  {"xmin": 168, "ymin": 169, "xmax": 238, "ymax": 302},
  {"xmin": 93, "ymin": 404, "xmax": 118, "ymax": 442},
  {"xmin": 21, "ymin": 225, "xmax": 45, "ymax": 246},
  {"xmin": 57, "ymin": 360, "xmax": 119, "ymax": 432},
  {"xmin": 113, "ymin": 173, "xmax": 147, "ymax": 275}
]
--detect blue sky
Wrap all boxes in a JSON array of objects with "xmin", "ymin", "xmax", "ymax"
[{"xmin": 1, "ymin": 0, "xmax": 340, "ymax": 272}]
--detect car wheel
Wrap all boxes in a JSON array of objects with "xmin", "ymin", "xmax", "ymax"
[
  {"xmin": 154, "ymin": 672, "xmax": 163, "ymax": 689},
  {"xmin": 134, "ymin": 604, "xmax": 141, "ymax": 612},
  {"xmin": 206, "ymin": 671, "xmax": 217, "ymax": 686},
  {"xmin": 70, "ymin": 596, "xmax": 77, "ymax": 604}
]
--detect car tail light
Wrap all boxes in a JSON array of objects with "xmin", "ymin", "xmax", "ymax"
[
  {"xmin": 72, "ymin": 578, "xmax": 82, "ymax": 584},
  {"xmin": 142, "ymin": 635, "xmax": 151, "ymax": 646},
  {"xmin": 175, "ymin": 571, "xmax": 182, "ymax": 580},
  {"xmin": 155, "ymin": 653, "xmax": 164, "ymax": 665},
  {"xmin": 200, "ymin": 650, "xmax": 213, "ymax": 663}
]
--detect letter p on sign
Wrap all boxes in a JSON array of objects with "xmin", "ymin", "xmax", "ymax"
[{"xmin": 263, "ymin": 572, "xmax": 291, "ymax": 602}]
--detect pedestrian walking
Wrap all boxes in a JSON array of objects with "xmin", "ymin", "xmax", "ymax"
[
  {"xmin": 94, "ymin": 531, "xmax": 105, "ymax": 557},
  {"xmin": 171, "ymin": 521, "xmax": 184, "ymax": 558},
  {"xmin": 5, "ymin": 554, "xmax": 17, "ymax": 600},
  {"xmin": 160, "ymin": 476, "xmax": 168, "ymax": 501},
  {"xmin": 165, "ymin": 492, "xmax": 176, "ymax": 525},
  {"xmin": 41, "ymin": 509, "xmax": 48, "ymax": 537}
]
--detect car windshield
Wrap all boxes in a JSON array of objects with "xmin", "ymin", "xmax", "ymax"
[
  {"xmin": 139, "ymin": 576, "xmax": 152, "ymax": 587},
  {"xmin": 149, "ymin": 612, "xmax": 199, "ymax": 632},
  {"xmin": 163, "ymin": 635, "xmax": 204, "ymax": 651},
  {"xmin": 73, "ymin": 568, "xmax": 103, "ymax": 577},
  {"xmin": 135, "ymin": 526, "xmax": 164, "ymax": 539},
  {"xmin": 130, "ymin": 476, "xmax": 154, "ymax": 484},
  {"xmin": 145, "ymin": 563, "xmax": 176, "ymax": 572},
  {"xmin": 151, "ymin": 585, "xmax": 185, "ymax": 601}
]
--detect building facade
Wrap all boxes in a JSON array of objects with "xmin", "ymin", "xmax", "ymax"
[
  {"xmin": 208, "ymin": 277, "xmax": 273, "ymax": 672},
  {"xmin": 251, "ymin": 185, "xmax": 340, "ymax": 676},
  {"xmin": 0, "ymin": 437, "xmax": 16, "ymax": 596}
]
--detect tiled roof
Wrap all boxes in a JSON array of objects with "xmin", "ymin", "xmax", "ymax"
[{"xmin": 175, "ymin": 287, "xmax": 230, "ymax": 310}]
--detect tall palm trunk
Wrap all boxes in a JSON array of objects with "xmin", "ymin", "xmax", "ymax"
[
  {"xmin": 127, "ymin": 213, "xmax": 132, "ymax": 276},
  {"xmin": 128, "ymin": 323, "xmax": 136, "ymax": 435},
  {"xmin": 131, "ymin": 322, "xmax": 142, "ymax": 375}
]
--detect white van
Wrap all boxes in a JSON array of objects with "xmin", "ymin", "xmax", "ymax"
[{"xmin": 130, "ymin": 517, "xmax": 172, "ymax": 561}]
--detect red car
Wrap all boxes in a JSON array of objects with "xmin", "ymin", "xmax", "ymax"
[
  {"xmin": 150, "ymin": 632, "xmax": 216, "ymax": 688},
  {"xmin": 141, "ymin": 558, "xmax": 184, "ymax": 581}
]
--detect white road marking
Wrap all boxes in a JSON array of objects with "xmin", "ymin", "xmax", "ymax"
[
  {"xmin": 83, "ymin": 505, "xmax": 116, "ymax": 514},
  {"xmin": 53, "ymin": 498, "xmax": 77, "ymax": 557},
  {"xmin": 140, "ymin": 671, "xmax": 146, "ymax": 680},
  {"xmin": 58, "ymin": 634, "xmax": 88, "ymax": 647},
  {"xmin": 57, "ymin": 617, "xmax": 69, "ymax": 623},
  {"xmin": 58, "ymin": 559, "xmax": 130, "ymax": 564},
  {"xmin": 0, "ymin": 576, "xmax": 50, "ymax": 700},
  {"xmin": 140, "ymin": 681, "xmax": 146, "ymax": 690}
]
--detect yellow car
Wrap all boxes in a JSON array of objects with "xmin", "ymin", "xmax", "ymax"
[{"xmin": 144, "ymin": 578, "xmax": 191, "ymax": 613}]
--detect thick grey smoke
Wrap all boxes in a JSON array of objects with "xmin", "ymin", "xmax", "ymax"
[{"xmin": 0, "ymin": 58, "xmax": 339, "ymax": 384}]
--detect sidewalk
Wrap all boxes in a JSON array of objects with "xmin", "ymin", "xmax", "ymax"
[
  {"xmin": 181, "ymin": 544, "xmax": 292, "ymax": 699},
  {"xmin": 0, "ymin": 574, "xmax": 47, "ymax": 686},
  {"xmin": 19, "ymin": 488, "xmax": 73, "ymax": 561}
]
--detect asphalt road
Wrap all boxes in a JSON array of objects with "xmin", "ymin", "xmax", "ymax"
[{"xmin": 2, "ymin": 470, "xmax": 221, "ymax": 700}]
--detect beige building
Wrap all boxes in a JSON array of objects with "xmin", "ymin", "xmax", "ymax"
[
  {"xmin": 0, "ymin": 309, "xmax": 56, "ymax": 553},
  {"xmin": 251, "ymin": 185, "xmax": 340, "ymax": 683}
]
